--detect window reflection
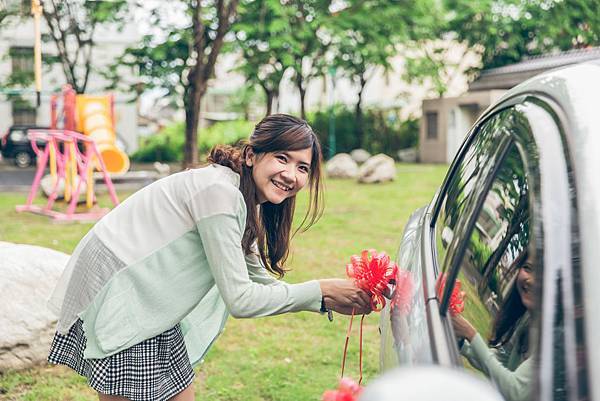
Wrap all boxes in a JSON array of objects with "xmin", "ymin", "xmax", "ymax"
[
  {"xmin": 435, "ymin": 111, "xmax": 515, "ymax": 273},
  {"xmin": 448, "ymin": 142, "xmax": 535, "ymax": 401}
]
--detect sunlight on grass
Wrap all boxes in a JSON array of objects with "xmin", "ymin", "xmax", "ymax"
[{"xmin": 0, "ymin": 163, "xmax": 448, "ymax": 401}]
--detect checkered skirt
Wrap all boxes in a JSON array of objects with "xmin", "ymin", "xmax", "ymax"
[{"xmin": 48, "ymin": 319, "xmax": 195, "ymax": 401}]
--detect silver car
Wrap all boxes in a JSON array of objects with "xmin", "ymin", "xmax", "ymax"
[{"xmin": 378, "ymin": 61, "xmax": 600, "ymax": 401}]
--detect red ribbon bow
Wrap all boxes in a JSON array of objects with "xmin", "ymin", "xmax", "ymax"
[
  {"xmin": 436, "ymin": 274, "xmax": 466, "ymax": 315},
  {"xmin": 322, "ymin": 377, "xmax": 363, "ymax": 401},
  {"xmin": 346, "ymin": 249, "xmax": 398, "ymax": 311},
  {"xmin": 391, "ymin": 269, "xmax": 414, "ymax": 315}
]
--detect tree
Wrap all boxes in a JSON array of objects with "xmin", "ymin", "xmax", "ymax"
[
  {"xmin": 232, "ymin": 0, "xmax": 291, "ymax": 116},
  {"xmin": 0, "ymin": 1, "xmax": 22, "ymax": 26},
  {"xmin": 112, "ymin": 0, "xmax": 239, "ymax": 167},
  {"xmin": 445, "ymin": 0, "xmax": 600, "ymax": 70},
  {"xmin": 282, "ymin": 0, "xmax": 331, "ymax": 119},
  {"xmin": 40, "ymin": 0, "xmax": 128, "ymax": 93},
  {"xmin": 328, "ymin": 0, "xmax": 423, "ymax": 148}
]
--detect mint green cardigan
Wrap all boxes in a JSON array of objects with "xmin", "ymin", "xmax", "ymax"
[{"xmin": 49, "ymin": 164, "xmax": 323, "ymax": 365}]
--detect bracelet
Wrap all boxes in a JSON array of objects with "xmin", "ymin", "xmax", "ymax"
[{"xmin": 320, "ymin": 297, "xmax": 333, "ymax": 322}]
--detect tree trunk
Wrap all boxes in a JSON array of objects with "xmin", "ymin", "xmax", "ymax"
[
  {"xmin": 182, "ymin": 0, "xmax": 239, "ymax": 169},
  {"xmin": 183, "ymin": 67, "xmax": 205, "ymax": 168},
  {"xmin": 296, "ymin": 78, "xmax": 306, "ymax": 120},
  {"xmin": 355, "ymin": 74, "xmax": 367, "ymax": 149},
  {"xmin": 261, "ymin": 84, "xmax": 274, "ymax": 116},
  {"xmin": 295, "ymin": 73, "xmax": 306, "ymax": 120}
]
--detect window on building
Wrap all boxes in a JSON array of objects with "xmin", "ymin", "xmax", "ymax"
[
  {"xmin": 426, "ymin": 111, "xmax": 438, "ymax": 139},
  {"xmin": 10, "ymin": 46, "xmax": 34, "ymax": 75},
  {"xmin": 12, "ymin": 105, "xmax": 36, "ymax": 125}
]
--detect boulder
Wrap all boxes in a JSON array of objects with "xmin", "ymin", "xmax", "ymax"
[
  {"xmin": 350, "ymin": 149, "xmax": 371, "ymax": 164},
  {"xmin": 326, "ymin": 153, "xmax": 359, "ymax": 179},
  {"xmin": 397, "ymin": 147, "xmax": 418, "ymax": 163},
  {"xmin": 40, "ymin": 174, "xmax": 87, "ymax": 200},
  {"xmin": 357, "ymin": 154, "xmax": 396, "ymax": 183},
  {"xmin": 0, "ymin": 242, "xmax": 68, "ymax": 371}
]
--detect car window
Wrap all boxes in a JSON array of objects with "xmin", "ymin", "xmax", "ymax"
[
  {"xmin": 433, "ymin": 109, "xmax": 516, "ymax": 275},
  {"xmin": 9, "ymin": 129, "xmax": 27, "ymax": 142},
  {"xmin": 444, "ymin": 140, "xmax": 535, "ymax": 401},
  {"xmin": 450, "ymin": 141, "xmax": 530, "ymax": 337}
]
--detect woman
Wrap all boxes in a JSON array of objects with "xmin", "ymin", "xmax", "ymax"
[
  {"xmin": 47, "ymin": 114, "xmax": 372, "ymax": 401},
  {"xmin": 452, "ymin": 250, "xmax": 534, "ymax": 401}
]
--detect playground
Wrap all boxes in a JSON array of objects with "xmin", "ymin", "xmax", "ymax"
[{"xmin": 9, "ymin": 85, "xmax": 134, "ymax": 222}]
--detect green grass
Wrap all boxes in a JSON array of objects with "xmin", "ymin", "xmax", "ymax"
[{"xmin": 0, "ymin": 163, "xmax": 448, "ymax": 401}]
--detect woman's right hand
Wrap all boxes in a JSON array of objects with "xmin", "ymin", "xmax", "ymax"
[{"xmin": 318, "ymin": 279, "xmax": 372, "ymax": 315}]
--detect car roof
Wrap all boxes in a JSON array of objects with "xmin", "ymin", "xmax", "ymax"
[{"xmin": 491, "ymin": 61, "xmax": 600, "ymax": 388}]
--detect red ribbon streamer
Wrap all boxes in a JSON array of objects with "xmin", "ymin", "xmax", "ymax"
[{"xmin": 339, "ymin": 250, "xmax": 398, "ymax": 385}]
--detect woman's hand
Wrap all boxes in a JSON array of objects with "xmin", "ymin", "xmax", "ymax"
[
  {"xmin": 319, "ymin": 279, "xmax": 373, "ymax": 315},
  {"xmin": 451, "ymin": 314, "xmax": 477, "ymax": 342}
]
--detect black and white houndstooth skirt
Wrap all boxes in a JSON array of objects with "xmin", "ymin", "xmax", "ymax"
[{"xmin": 48, "ymin": 319, "xmax": 195, "ymax": 401}]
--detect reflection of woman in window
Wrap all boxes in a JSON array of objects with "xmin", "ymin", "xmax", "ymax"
[{"xmin": 451, "ymin": 250, "xmax": 534, "ymax": 401}]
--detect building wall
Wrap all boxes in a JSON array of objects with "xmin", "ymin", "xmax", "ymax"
[
  {"xmin": 419, "ymin": 90, "xmax": 507, "ymax": 163},
  {"xmin": 419, "ymin": 98, "xmax": 448, "ymax": 163}
]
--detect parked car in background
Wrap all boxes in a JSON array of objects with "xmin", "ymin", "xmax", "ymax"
[
  {"xmin": 0, "ymin": 125, "xmax": 49, "ymax": 167},
  {"xmin": 377, "ymin": 61, "xmax": 600, "ymax": 401}
]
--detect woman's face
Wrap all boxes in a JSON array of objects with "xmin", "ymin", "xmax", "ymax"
[
  {"xmin": 247, "ymin": 147, "xmax": 312, "ymax": 204},
  {"xmin": 516, "ymin": 260, "xmax": 535, "ymax": 311}
]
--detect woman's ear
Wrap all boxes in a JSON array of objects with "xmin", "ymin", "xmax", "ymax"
[{"xmin": 245, "ymin": 148, "xmax": 255, "ymax": 167}]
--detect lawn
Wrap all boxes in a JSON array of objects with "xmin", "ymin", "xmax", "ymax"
[{"xmin": 0, "ymin": 163, "xmax": 448, "ymax": 401}]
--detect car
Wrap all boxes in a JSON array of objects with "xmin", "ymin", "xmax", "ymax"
[
  {"xmin": 377, "ymin": 61, "xmax": 600, "ymax": 401},
  {"xmin": 0, "ymin": 125, "xmax": 49, "ymax": 168}
]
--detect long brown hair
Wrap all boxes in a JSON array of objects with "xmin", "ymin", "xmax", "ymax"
[
  {"xmin": 208, "ymin": 114, "xmax": 324, "ymax": 277},
  {"xmin": 489, "ymin": 249, "xmax": 529, "ymax": 352}
]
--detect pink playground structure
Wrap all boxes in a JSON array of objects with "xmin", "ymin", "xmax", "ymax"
[
  {"xmin": 16, "ymin": 129, "xmax": 119, "ymax": 221},
  {"xmin": 15, "ymin": 85, "xmax": 121, "ymax": 222}
]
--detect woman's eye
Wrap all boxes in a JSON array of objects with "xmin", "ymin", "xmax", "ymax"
[
  {"xmin": 299, "ymin": 166, "xmax": 309, "ymax": 174},
  {"xmin": 276, "ymin": 155, "xmax": 287, "ymax": 162}
]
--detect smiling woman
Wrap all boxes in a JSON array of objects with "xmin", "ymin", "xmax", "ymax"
[{"xmin": 46, "ymin": 113, "xmax": 373, "ymax": 401}]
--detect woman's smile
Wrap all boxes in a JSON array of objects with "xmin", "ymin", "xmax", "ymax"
[{"xmin": 248, "ymin": 148, "xmax": 312, "ymax": 204}]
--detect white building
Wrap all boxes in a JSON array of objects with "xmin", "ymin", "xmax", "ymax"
[
  {"xmin": 419, "ymin": 46, "xmax": 600, "ymax": 163},
  {"xmin": 0, "ymin": 15, "xmax": 141, "ymax": 153},
  {"xmin": 201, "ymin": 42, "xmax": 480, "ymax": 125}
]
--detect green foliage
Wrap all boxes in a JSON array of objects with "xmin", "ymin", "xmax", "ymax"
[
  {"xmin": 469, "ymin": 230, "xmax": 493, "ymax": 271},
  {"xmin": 232, "ymin": 0, "xmax": 290, "ymax": 112},
  {"xmin": 446, "ymin": 0, "xmax": 600, "ymax": 70},
  {"xmin": 131, "ymin": 120, "xmax": 254, "ymax": 163},
  {"xmin": 308, "ymin": 106, "xmax": 418, "ymax": 158}
]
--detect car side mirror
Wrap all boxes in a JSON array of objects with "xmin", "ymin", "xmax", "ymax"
[{"xmin": 359, "ymin": 366, "xmax": 504, "ymax": 401}]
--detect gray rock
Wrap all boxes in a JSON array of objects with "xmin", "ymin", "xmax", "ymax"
[
  {"xmin": 0, "ymin": 242, "xmax": 68, "ymax": 371},
  {"xmin": 40, "ymin": 174, "xmax": 87, "ymax": 200},
  {"xmin": 326, "ymin": 153, "xmax": 359, "ymax": 179},
  {"xmin": 397, "ymin": 147, "xmax": 418, "ymax": 163},
  {"xmin": 350, "ymin": 149, "xmax": 371, "ymax": 164},
  {"xmin": 358, "ymin": 153, "xmax": 396, "ymax": 183}
]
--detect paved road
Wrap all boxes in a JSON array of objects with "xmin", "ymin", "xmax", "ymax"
[{"xmin": 0, "ymin": 160, "xmax": 160, "ymax": 192}]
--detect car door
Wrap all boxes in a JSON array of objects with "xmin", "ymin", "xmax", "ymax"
[
  {"xmin": 434, "ymin": 97, "xmax": 589, "ymax": 401},
  {"xmin": 380, "ymin": 106, "xmax": 517, "ymax": 370}
]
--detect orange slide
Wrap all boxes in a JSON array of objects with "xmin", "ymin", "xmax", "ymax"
[{"xmin": 75, "ymin": 95, "xmax": 130, "ymax": 174}]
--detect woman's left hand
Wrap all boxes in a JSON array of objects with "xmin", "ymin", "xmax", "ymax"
[{"xmin": 451, "ymin": 314, "xmax": 477, "ymax": 342}]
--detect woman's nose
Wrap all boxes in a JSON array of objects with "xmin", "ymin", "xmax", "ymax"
[{"xmin": 280, "ymin": 165, "xmax": 295, "ymax": 181}]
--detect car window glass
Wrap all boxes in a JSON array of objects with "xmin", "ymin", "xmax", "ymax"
[
  {"xmin": 10, "ymin": 129, "xmax": 26, "ymax": 141},
  {"xmin": 434, "ymin": 110, "xmax": 515, "ymax": 274},
  {"xmin": 446, "ymin": 140, "xmax": 536, "ymax": 401}
]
